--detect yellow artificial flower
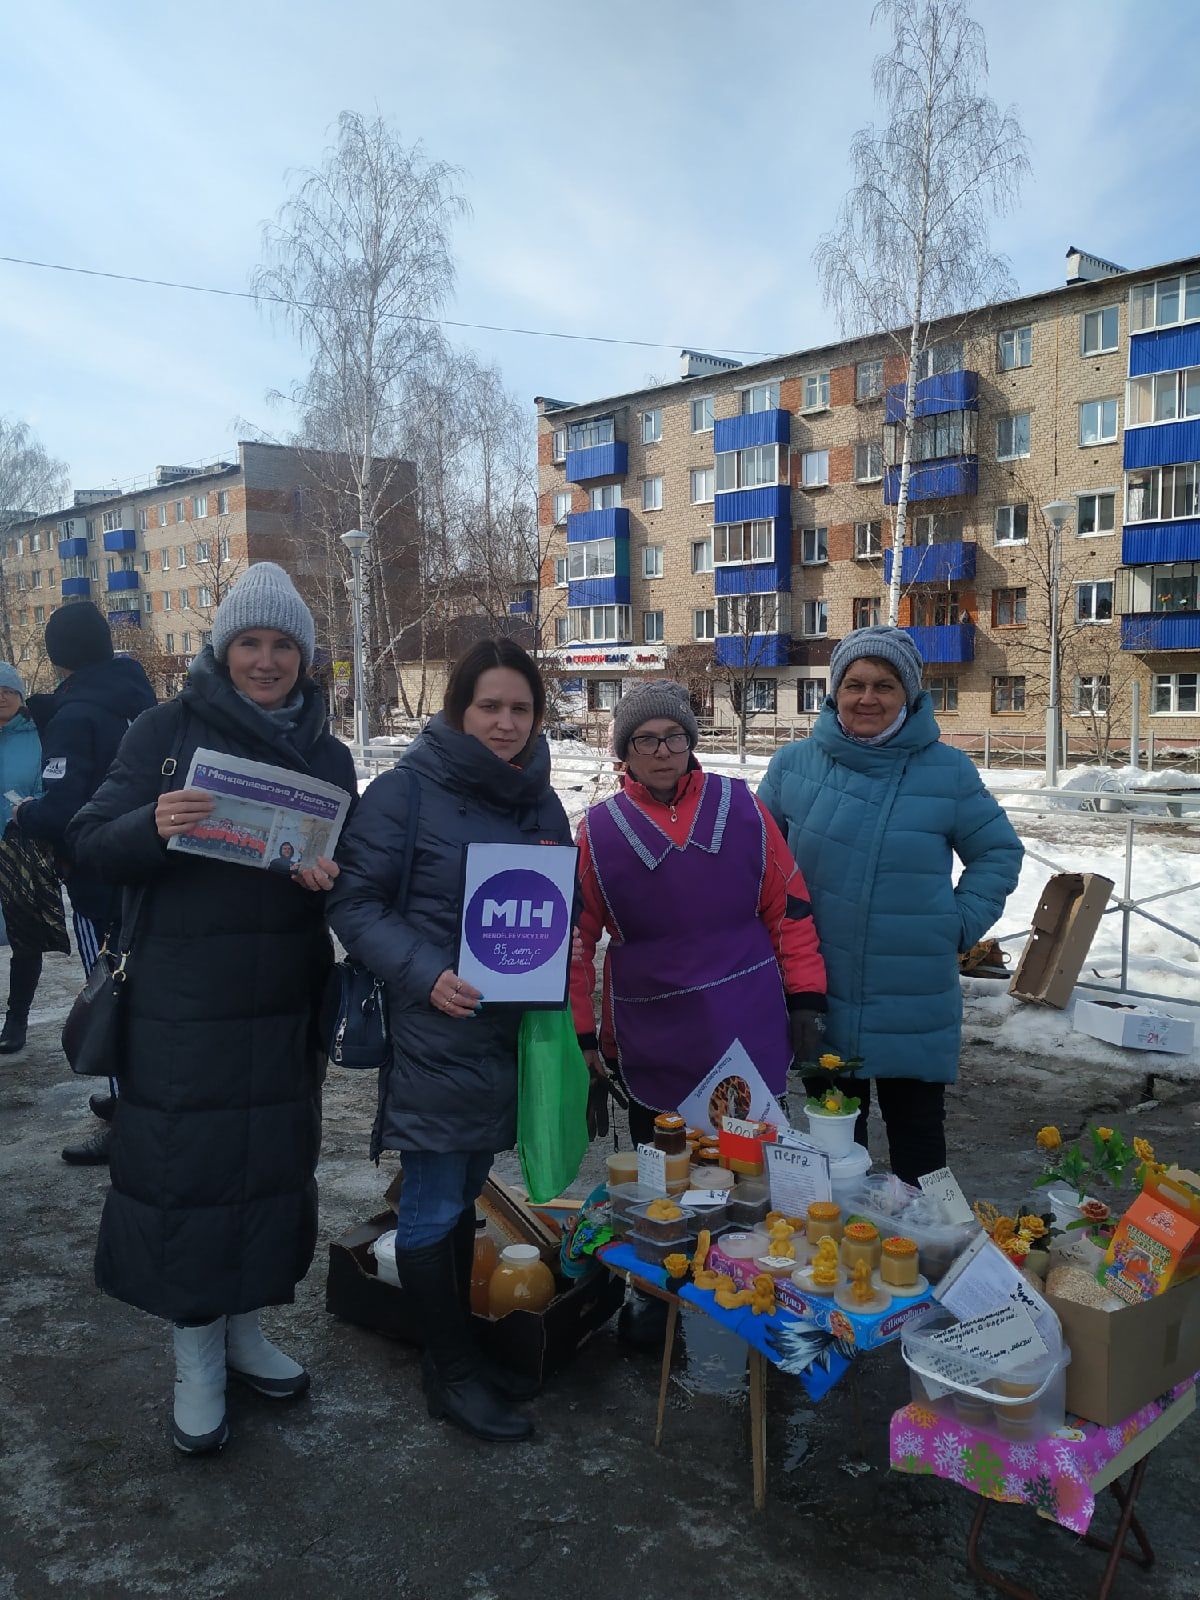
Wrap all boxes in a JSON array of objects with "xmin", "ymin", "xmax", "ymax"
[
  {"xmin": 1036, "ymin": 1126, "xmax": 1062, "ymax": 1153},
  {"xmin": 1096, "ymin": 1127, "xmax": 1114, "ymax": 1142},
  {"xmin": 824, "ymin": 1095, "xmax": 841, "ymax": 1112},
  {"xmin": 1133, "ymin": 1137, "xmax": 1155, "ymax": 1163},
  {"xmin": 1000, "ymin": 1234, "xmax": 1030, "ymax": 1261},
  {"xmin": 992, "ymin": 1216, "xmax": 1017, "ymax": 1245},
  {"xmin": 973, "ymin": 1200, "xmax": 1002, "ymax": 1231},
  {"xmin": 818, "ymin": 1052, "xmax": 843, "ymax": 1071},
  {"xmin": 1018, "ymin": 1215, "xmax": 1048, "ymax": 1240},
  {"xmin": 662, "ymin": 1253, "xmax": 689, "ymax": 1280}
]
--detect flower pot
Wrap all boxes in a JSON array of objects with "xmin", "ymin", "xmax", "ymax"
[{"xmin": 804, "ymin": 1107, "xmax": 859, "ymax": 1158}]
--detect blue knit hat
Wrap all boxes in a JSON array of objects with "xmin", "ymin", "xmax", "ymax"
[
  {"xmin": 0, "ymin": 662, "xmax": 26, "ymax": 698},
  {"xmin": 828, "ymin": 625, "xmax": 924, "ymax": 707},
  {"xmin": 211, "ymin": 562, "xmax": 316, "ymax": 671}
]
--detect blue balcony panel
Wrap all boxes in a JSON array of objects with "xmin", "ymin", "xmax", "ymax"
[
  {"xmin": 565, "ymin": 441, "xmax": 628, "ymax": 484},
  {"xmin": 1121, "ymin": 612, "xmax": 1200, "ymax": 651},
  {"xmin": 567, "ymin": 575, "xmax": 630, "ymax": 609},
  {"xmin": 713, "ymin": 409, "xmax": 791, "ymax": 453},
  {"xmin": 61, "ymin": 576, "xmax": 91, "ymax": 597},
  {"xmin": 107, "ymin": 610, "xmax": 141, "ymax": 629},
  {"xmin": 714, "ymin": 563, "xmax": 789, "ymax": 597},
  {"xmin": 883, "ymin": 540, "xmax": 977, "ymax": 585},
  {"xmin": 102, "ymin": 528, "xmax": 137, "ymax": 552},
  {"xmin": 1129, "ymin": 325, "xmax": 1200, "ymax": 377},
  {"xmin": 904, "ymin": 622, "xmax": 975, "ymax": 664},
  {"xmin": 508, "ymin": 592, "xmax": 532, "ymax": 616},
  {"xmin": 106, "ymin": 570, "xmax": 141, "ymax": 592},
  {"xmin": 712, "ymin": 485, "xmax": 791, "ymax": 526},
  {"xmin": 885, "ymin": 369, "xmax": 979, "ymax": 423},
  {"xmin": 58, "ymin": 537, "xmax": 88, "ymax": 560},
  {"xmin": 1122, "ymin": 521, "xmax": 1200, "ymax": 565},
  {"xmin": 565, "ymin": 507, "xmax": 630, "ymax": 543},
  {"xmin": 883, "ymin": 456, "xmax": 978, "ymax": 505},
  {"xmin": 714, "ymin": 633, "xmax": 789, "ymax": 669},
  {"xmin": 1124, "ymin": 418, "xmax": 1200, "ymax": 471}
]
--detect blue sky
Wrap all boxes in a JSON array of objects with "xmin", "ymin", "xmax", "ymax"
[{"xmin": 3, "ymin": 0, "xmax": 1199, "ymax": 494}]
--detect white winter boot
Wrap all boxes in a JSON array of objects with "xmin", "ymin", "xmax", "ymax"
[
  {"xmin": 172, "ymin": 1319, "xmax": 229, "ymax": 1454},
  {"xmin": 225, "ymin": 1311, "xmax": 310, "ymax": 1399}
]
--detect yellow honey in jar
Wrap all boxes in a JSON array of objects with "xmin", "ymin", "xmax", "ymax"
[
  {"xmin": 880, "ymin": 1236, "xmax": 919, "ymax": 1288},
  {"xmin": 839, "ymin": 1221, "xmax": 882, "ymax": 1273},
  {"xmin": 805, "ymin": 1201, "xmax": 843, "ymax": 1246},
  {"xmin": 653, "ymin": 1114, "xmax": 687, "ymax": 1155},
  {"xmin": 487, "ymin": 1245, "xmax": 556, "ymax": 1318}
]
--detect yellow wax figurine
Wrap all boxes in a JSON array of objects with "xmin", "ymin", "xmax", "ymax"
[
  {"xmin": 767, "ymin": 1220, "xmax": 796, "ymax": 1261},
  {"xmin": 850, "ymin": 1259, "xmax": 874, "ymax": 1306},
  {"xmin": 808, "ymin": 1237, "xmax": 840, "ymax": 1293}
]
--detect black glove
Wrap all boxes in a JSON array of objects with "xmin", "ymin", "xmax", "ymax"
[
  {"xmin": 789, "ymin": 1008, "xmax": 826, "ymax": 1067},
  {"xmin": 586, "ymin": 1074, "xmax": 610, "ymax": 1142}
]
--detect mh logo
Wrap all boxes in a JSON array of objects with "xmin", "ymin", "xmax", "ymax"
[{"xmin": 465, "ymin": 867, "xmax": 569, "ymax": 975}]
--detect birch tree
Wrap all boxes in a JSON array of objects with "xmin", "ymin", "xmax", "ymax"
[
  {"xmin": 0, "ymin": 419, "xmax": 69, "ymax": 662},
  {"xmin": 814, "ymin": 0, "xmax": 1029, "ymax": 625}
]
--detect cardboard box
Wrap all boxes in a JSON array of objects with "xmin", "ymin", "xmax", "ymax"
[
  {"xmin": 1073, "ymin": 998, "xmax": 1195, "ymax": 1056},
  {"xmin": 325, "ymin": 1210, "xmax": 625, "ymax": 1382},
  {"xmin": 1009, "ymin": 872, "xmax": 1114, "ymax": 1009},
  {"xmin": 1046, "ymin": 1273, "xmax": 1200, "ymax": 1426}
]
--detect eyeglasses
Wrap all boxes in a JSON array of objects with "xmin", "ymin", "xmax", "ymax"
[{"xmin": 628, "ymin": 731, "xmax": 691, "ymax": 756}]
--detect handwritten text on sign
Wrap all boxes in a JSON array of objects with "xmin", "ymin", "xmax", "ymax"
[{"xmin": 765, "ymin": 1140, "xmax": 831, "ymax": 1216}]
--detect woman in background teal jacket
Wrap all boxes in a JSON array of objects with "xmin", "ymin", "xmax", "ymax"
[
  {"xmin": 0, "ymin": 663, "xmax": 45, "ymax": 1052},
  {"xmin": 757, "ymin": 626, "xmax": 1023, "ymax": 1183}
]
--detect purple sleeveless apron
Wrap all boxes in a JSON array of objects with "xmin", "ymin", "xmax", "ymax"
[{"xmin": 586, "ymin": 773, "xmax": 791, "ymax": 1113}]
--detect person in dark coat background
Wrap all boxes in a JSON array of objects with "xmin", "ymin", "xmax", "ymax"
[
  {"xmin": 15, "ymin": 602, "xmax": 155, "ymax": 1161},
  {"xmin": 328, "ymin": 638, "xmax": 572, "ymax": 1446},
  {"xmin": 0, "ymin": 662, "xmax": 46, "ymax": 1052},
  {"xmin": 69, "ymin": 563, "xmax": 356, "ymax": 1456}
]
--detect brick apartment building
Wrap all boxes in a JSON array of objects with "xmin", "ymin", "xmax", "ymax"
[{"xmin": 534, "ymin": 248, "xmax": 1200, "ymax": 747}]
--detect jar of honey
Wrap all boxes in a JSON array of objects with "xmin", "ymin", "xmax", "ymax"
[
  {"xmin": 653, "ymin": 1114, "xmax": 687, "ymax": 1156},
  {"xmin": 606, "ymin": 1150, "xmax": 639, "ymax": 1189},
  {"xmin": 469, "ymin": 1229, "xmax": 500, "ymax": 1316},
  {"xmin": 487, "ymin": 1244, "xmax": 556, "ymax": 1318},
  {"xmin": 805, "ymin": 1201, "xmax": 843, "ymax": 1247},
  {"xmin": 839, "ymin": 1220, "xmax": 882, "ymax": 1274},
  {"xmin": 880, "ymin": 1236, "xmax": 919, "ymax": 1289}
]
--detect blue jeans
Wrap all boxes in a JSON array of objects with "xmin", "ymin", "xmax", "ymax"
[{"xmin": 393, "ymin": 1150, "xmax": 493, "ymax": 1251}]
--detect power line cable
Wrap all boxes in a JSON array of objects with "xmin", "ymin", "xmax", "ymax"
[{"xmin": 0, "ymin": 253, "xmax": 780, "ymax": 359}]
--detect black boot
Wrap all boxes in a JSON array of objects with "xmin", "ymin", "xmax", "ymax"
[
  {"xmin": 61, "ymin": 1125, "xmax": 112, "ymax": 1166},
  {"xmin": 450, "ymin": 1210, "xmax": 540, "ymax": 1402},
  {"xmin": 0, "ymin": 949, "xmax": 41, "ymax": 1054},
  {"xmin": 0, "ymin": 1015, "xmax": 27, "ymax": 1054},
  {"xmin": 394, "ymin": 1235, "xmax": 533, "ymax": 1443}
]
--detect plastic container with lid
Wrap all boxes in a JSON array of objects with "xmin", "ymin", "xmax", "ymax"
[
  {"xmin": 828, "ymin": 1143, "xmax": 872, "ymax": 1204},
  {"xmin": 901, "ymin": 1304, "xmax": 1071, "ymax": 1439},
  {"xmin": 487, "ymin": 1244, "xmax": 557, "ymax": 1318},
  {"xmin": 653, "ymin": 1114, "xmax": 688, "ymax": 1155},
  {"xmin": 630, "ymin": 1199, "xmax": 696, "ymax": 1241},
  {"xmin": 843, "ymin": 1174, "xmax": 980, "ymax": 1282},
  {"xmin": 727, "ymin": 1178, "xmax": 771, "ymax": 1228},
  {"xmin": 606, "ymin": 1150, "xmax": 640, "ymax": 1189},
  {"xmin": 718, "ymin": 1229, "xmax": 770, "ymax": 1261},
  {"xmin": 627, "ymin": 1231, "xmax": 691, "ymax": 1269},
  {"xmin": 607, "ymin": 1181, "xmax": 664, "ymax": 1220}
]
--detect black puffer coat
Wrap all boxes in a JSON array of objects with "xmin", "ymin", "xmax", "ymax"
[
  {"xmin": 67, "ymin": 650, "xmax": 357, "ymax": 1323},
  {"xmin": 327, "ymin": 715, "xmax": 571, "ymax": 1158}
]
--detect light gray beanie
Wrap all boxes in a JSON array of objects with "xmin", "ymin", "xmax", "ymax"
[
  {"xmin": 211, "ymin": 562, "xmax": 316, "ymax": 672},
  {"xmin": 611, "ymin": 679, "xmax": 699, "ymax": 760},
  {"xmin": 0, "ymin": 662, "xmax": 26, "ymax": 699},
  {"xmin": 828, "ymin": 625, "xmax": 924, "ymax": 706}
]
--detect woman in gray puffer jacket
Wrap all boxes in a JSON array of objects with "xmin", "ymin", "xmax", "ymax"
[{"xmin": 328, "ymin": 639, "xmax": 571, "ymax": 1446}]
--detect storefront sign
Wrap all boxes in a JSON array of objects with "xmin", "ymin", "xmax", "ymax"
[{"xmin": 554, "ymin": 647, "xmax": 667, "ymax": 672}]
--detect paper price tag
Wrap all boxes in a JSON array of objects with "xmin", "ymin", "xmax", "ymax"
[
  {"xmin": 682, "ymin": 1189, "xmax": 729, "ymax": 1208},
  {"xmin": 722, "ymin": 1115, "xmax": 762, "ymax": 1140},
  {"xmin": 636, "ymin": 1143, "xmax": 667, "ymax": 1195},
  {"xmin": 918, "ymin": 1165, "xmax": 975, "ymax": 1226},
  {"xmin": 765, "ymin": 1140, "xmax": 831, "ymax": 1217}
]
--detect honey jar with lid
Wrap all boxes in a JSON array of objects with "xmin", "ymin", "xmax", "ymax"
[
  {"xmin": 805, "ymin": 1201, "xmax": 843, "ymax": 1246},
  {"xmin": 880, "ymin": 1235, "xmax": 919, "ymax": 1288},
  {"xmin": 840, "ymin": 1220, "xmax": 882, "ymax": 1273},
  {"xmin": 487, "ymin": 1244, "xmax": 556, "ymax": 1318},
  {"xmin": 653, "ymin": 1114, "xmax": 687, "ymax": 1156}
]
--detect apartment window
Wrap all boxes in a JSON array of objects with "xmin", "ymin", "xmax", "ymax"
[
  {"xmin": 856, "ymin": 359, "xmax": 884, "ymax": 400},
  {"xmin": 694, "ymin": 607, "xmax": 716, "ymax": 640},
  {"xmin": 1082, "ymin": 305, "xmax": 1119, "ymax": 356},
  {"xmin": 802, "ymin": 371, "xmax": 830, "ymax": 410},
  {"xmin": 86, "ymin": 521, "xmax": 95, "ymax": 543},
  {"xmin": 196, "ymin": 540, "xmax": 210, "ymax": 562},
  {"xmin": 569, "ymin": 417, "xmax": 615, "ymax": 451},
  {"xmin": 996, "ymin": 413, "xmax": 1031, "ymax": 460},
  {"xmin": 745, "ymin": 679, "xmax": 777, "ymax": 714},
  {"xmin": 165, "ymin": 633, "xmax": 176, "ymax": 654},
  {"xmin": 48, "ymin": 569, "xmax": 56, "ymax": 587},
  {"xmin": 926, "ymin": 675, "xmax": 959, "ymax": 713},
  {"xmin": 88, "ymin": 562, "xmax": 98, "ymax": 581},
  {"xmin": 994, "ymin": 503, "xmax": 1029, "ymax": 544},
  {"xmin": 798, "ymin": 678, "xmax": 825, "ymax": 713},
  {"xmin": 199, "ymin": 585, "xmax": 213, "ymax": 607},
  {"xmin": 993, "ymin": 587, "xmax": 1027, "ymax": 626},
  {"xmin": 219, "ymin": 536, "xmax": 230, "ymax": 563},
  {"xmin": 853, "ymin": 596, "xmax": 881, "ymax": 629},
  {"xmin": 641, "ymin": 408, "xmax": 662, "ymax": 445},
  {"xmin": 105, "ymin": 558, "xmax": 116, "ymax": 575},
  {"xmin": 31, "ymin": 570, "xmax": 41, "ymax": 589},
  {"xmin": 643, "ymin": 544, "xmax": 664, "ymax": 579},
  {"xmin": 1127, "ymin": 367, "xmax": 1200, "ymax": 427},
  {"xmin": 193, "ymin": 494, "xmax": 208, "ymax": 519},
  {"xmin": 589, "ymin": 484, "xmax": 622, "ymax": 510},
  {"xmin": 553, "ymin": 491, "xmax": 572, "ymax": 525},
  {"xmin": 854, "ymin": 441, "xmax": 883, "ymax": 482},
  {"xmin": 216, "ymin": 490, "xmax": 230, "ymax": 516},
  {"xmin": 1129, "ymin": 271, "xmax": 1200, "ymax": 334},
  {"xmin": 102, "ymin": 512, "xmax": 119, "ymax": 534},
  {"xmin": 1126, "ymin": 462, "xmax": 1200, "ymax": 523},
  {"xmin": 690, "ymin": 467, "xmax": 714, "ymax": 504},
  {"xmin": 551, "ymin": 428, "xmax": 567, "ymax": 462},
  {"xmin": 163, "ymin": 591, "xmax": 172, "ymax": 611},
  {"xmin": 180, "ymin": 588, "xmax": 190, "ymax": 609},
  {"xmin": 1074, "ymin": 675, "xmax": 1110, "ymax": 715},
  {"xmin": 1127, "ymin": 562, "xmax": 1200, "ymax": 613},
  {"xmin": 801, "ymin": 449, "xmax": 829, "ymax": 487},
  {"xmin": 567, "ymin": 604, "xmax": 631, "ymax": 643},
  {"xmin": 992, "ymin": 675, "xmax": 1026, "ymax": 713},
  {"xmin": 142, "ymin": 592, "xmax": 153, "ymax": 614},
  {"xmin": 643, "ymin": 610, "xmax": 664, "ymax": 643},
  {"xmin": 172, "ymin": 500, "xmax": 185, "ymax": 523},
  {"xmin": 714, "ymin": 520, "xmax": 774, "ymax": 564},
  {"xmin": 799, "ymin": 598, "xmax": 828, "ymax": 637},
  {"xmin": 141, "ymin": 553, "xmax": 151, "ymax": 576},
  {"xmin": 554, "ymin": 556, "xmax": 568, "ymax": 587},
  {"xmin": 136, "ymin": 508, "xmax": 148, "ymax": 532},
  {"xmin": 896, "ymin": 409, "xmax": 972, "ymax": 465},
  {"xmin": 716, "ymin": 593, "xmax": 783, "ymax": 636},
  {"xmin": 157, "ymin": 504, "xmax": 168, "ymax": 529},
  {"xmin": 177, "ymin": 546, "xmax": 189, "ymax": 568},
  {"xmin": 1075, "ymin": 580, "xmax": 1113, "ymax": 622},
  {"xmin": 568, "ymin": 539, "xmax": 617, "ymax": 580},
  {"xmin": 641, "ymin": 476, "xmax": 663, "ymax": 512},
  {"xmin": 912, "ymin": 594, "xmax": 967, "ymax": 627},
  {"xmin": 691, "ymin": 395, "xmax": 714, "ymax": 433},
  {"xmin": 997, "ymin": 326, "xmax": 1032, "ymax": 370},
  {"xmin": 33, "ymin": 531, "xmax": 45, "ymax": 552},
  {"xmin": 34, "ymin": 605, "xmax": 45, "ymax": 624},
  {"xmin": 912, "ymin": 512, "xmax": 964, "ymax": 544},
  {"xmin": 160, "ymin": 548, "xmax": 171, "ymax": 571},
  {"xmin": 800, "ymin": 526, "xmax": 828, "ymax": 565},
  {"xmin": 716, "ymin": 444, "xmax": 779, "ymax": 491},
  {"xmin": 691, "ymin": 537, "xmax": 713, "ymax": 574},
  {"xmin": 182, "ymin": 633, "xmax": 192, "ymax": 654},
  {"xmin": 855, "ymin": 521, "xmax": 883, "ymax": 558},
  {"xmin": 918, "ymin": 341, "xmax": 963, "ymax": 377},
  {"xmin": 741, "ymin": 382, "xmax": 779, "ymax": 414},
  {"xmin": 553, "ymin": 617, "xmax": 569, "ymax": 647},
  {"xmin": 1152, "ymin": 673, "xmax": 1199, "ymax": 714},
  {"xmin": 1079, "ymin": 398, "xmax": 1118, "ymax": 446}
]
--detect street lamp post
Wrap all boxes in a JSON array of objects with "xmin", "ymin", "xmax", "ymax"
[
  {"xmin": 340, "ymin": 529, "xmax": 370, "ymax": 753},
  {"xmin": 1042, "ymin": 500, "xmax": 1072, "ymax": 788}
]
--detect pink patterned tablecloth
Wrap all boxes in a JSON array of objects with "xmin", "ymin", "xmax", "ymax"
[{"xmin": 889, "ymin": 1378, "xmax": 1197, "ymax": 1534}]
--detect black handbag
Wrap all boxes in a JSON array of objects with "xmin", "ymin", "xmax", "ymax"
[
  {"xmin": 0, "ymin": 823, "xmax": 70, "ymax": 955},
  {"xmin": 61, "ymin": 887, "xmax": 145, "ymax": 1078},
  {"xmin": 321, "ymin": 764, "xmax": 419, "ymax": 1069}
]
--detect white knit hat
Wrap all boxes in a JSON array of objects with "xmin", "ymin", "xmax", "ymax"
[{"xmin": 211, "ymin": 562, "xmax": 316, "ymax": 671}]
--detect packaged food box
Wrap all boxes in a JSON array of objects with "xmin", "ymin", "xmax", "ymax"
[{"xmin": 901, "ymin": 1305, "xmax": 1071, "ymax": 1441}]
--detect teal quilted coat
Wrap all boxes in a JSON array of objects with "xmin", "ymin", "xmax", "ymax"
[{"xmin": 757, "ymin": 696, "xmax": 1023, "ymax": 1084}]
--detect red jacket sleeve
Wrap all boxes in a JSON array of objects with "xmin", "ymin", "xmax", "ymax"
[
  {"xmin": 755, "ymin": 796, "xmax": 827, "ymax": 1009},
  {"xmin": 570, "ymin": 815, "xmax": 610, "ymax": 1040}
]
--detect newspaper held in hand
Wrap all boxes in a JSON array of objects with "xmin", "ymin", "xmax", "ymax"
[{"xmin": 167, "ymin": 748, "xmax": 351, "ymax": 872}]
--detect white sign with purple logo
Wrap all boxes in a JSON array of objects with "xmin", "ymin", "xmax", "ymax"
[{"xmin": 455, "ymin": 842, "xmax": 578, "ymax": 1006}]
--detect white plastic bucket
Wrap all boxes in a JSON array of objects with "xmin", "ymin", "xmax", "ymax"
[
  {"xmin": 370, "ymin": 1229, "xmax": 401, "ymax": 1287},
  {"xmin": 828, "ymin": 1143, "xmax": 872, "ymax": 1203}
]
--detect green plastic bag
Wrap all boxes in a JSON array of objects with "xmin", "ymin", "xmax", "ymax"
[{"xmin": 517, "ymin": 1008, "xmax": 590, "ymax": 1204}]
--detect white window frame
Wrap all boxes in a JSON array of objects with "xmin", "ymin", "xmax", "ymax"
[
  {"xmin": 642, "ymin": 543, "xmax": 664, "ymax": 579},
  {"xmin": 713, "ymin": 520, "xmax": 774, "ymax": 565},
  {"xmin": 994, "ymin": 503, "xmax": 1029, "ymax": 545},
  {"xmin": 799, "ymin": 598, "xmax": 828, "ymax": 637},
  {"xmin": 641, "ymin": 475, "xmax": 663, "ymax": 512},
  {"xmin": 101, "ymin": 512, "xmax": 118, "ymax": 534},
  {"xmin": 551, "ymin": 427, "xmax": 567, "ymax": 462},
  {"xmin": 553, "ymin": 492, "xmax": 572, "ymax": 525},
  {"xmin": 1079, "ymin": 397, "xmax": 1119, "ymax": 446},
  {"xmin": 216, "ymin": 490, "xmax": 230, "ymax": 516},
  {"xmin": 219, "ymin": 536, "xmax": 230, "ymax": 564},
  {"xmin": 568, "ymin": 538, "xmax": 618, "ymax": 581},
  {"xmin": 854, "ymin": 521, "xmax": 883, "ymax": 558},
  {"xmin": 193, "ymin": 494, "xmax": 208, "ymax": 519},
  {"xmin": 996, "ymin": 413, "xmax": 1031, "ymax": 461},
  {"xmin": 1126, "ymin": 462, "xmax": 1200, "ymax": 523},
  {"xmin": 856, "ymin": 359, "xmax": 884, "ymax": 401},
  {"xmin": 642, "ymin": 610, "xmax": 664, "ymax": 643},
  {"xmin": 690, "ymin": 467, "xmax": 714, "ymax": 505},
  {"xmin": 195, "ymin": 539, "xmax": 210, "ymax": 562},
  {"xmin": 992, "ymin": 675, "xmax": 1027, "ymax": 714},
  {"xmin": 716, "ymin": 444, "xmax": 780, "ymax": 492},
  {"xmin": 1082, "ymin": 305, "xmax": 1119, "ymax": 356},
  {"xmin": 176, "ymin": 545, "xmax": 187, "ymax": 568},
  {"xmin": 553, "ymin": 556, "xmax": 569, "ymax": 587},
  {"xmin": 740, "ymin": 382, "xmax": 780, "ymax": 414},
  {"xmin": 1076, "ymin": 490, "xmax": 1116, "ymax": 537},
  {"xmin": 800, "ymin": 526, "xmax": 828, "ymax": 565},
  {"xmin": 1073, "ymin": 675, "xmax": 1111, "ymax": 715},
  {"xmin": 854, "ymin": 441, "xmax": 883, "ymax": 482},
  {"xmin": 691, "ymin": 537, "xmax": 713, "ymax": 575},
  {"xmin": 589, "ymin": 484, "xmax": 622, "ymax": 511},
  {"xmin": 798, "ymin": 678, "xmax": 825, "ymax": 713},
  {"xmin": 745, "ymin": 678, "xmax": 777, "ymax": 714},
  {"xmin": 801, "ymin": 371, "xmax": 830, "ymax": 411},
  {"xmin": 569, "ymin": 417, "xmax": 616, "ymax": 451},
  {"xmin": 1152, "ymin": 673, "xmax": 1199, "ymax": 714},
  {"xmin": 1126, "ymin": 367, "xmax": 1200, "ymax": 428},
  {"xmin": 917, "ymin": 341, "xmax": 964, "ymax": 378},
  {"xmin": 1129, "ymin": 272, "xmax": 1200, "ymax": 334},
  {"xmin": 693, "ymin": 607, "xmax": 715, "ymax": 640},
  {"xmin": 165, "ymin": 632, "xmax": 176, "ymax": 655},
  {"xmin": 1075, "ymin": 580, "xmax": 1113, "ymax": 623},
  {"xmin": 641, "ymin": 408, "xmax": 662, "ymax": 445},
  {"xmin": 801, "ymin": 449, "xmax": 829, "ymax": 487},
  {"xmin": 716, "ymin": 592, "xmax": 784, "ymax": 636},
  {"xmin": 567, "ymin": 604, "xmax": 632, "ymax": 644},
  {"xmin": 163, "ymin": 590, "xmax": 172, "ymax": 612},
  {"xmin": 198, "ymin": 585, "xmax": 214, "ymax": 608},
  {"xmin": 138, "ymin": 509, "xmax": 148, "ymax": 531},
  {"xmin": 997, "ymin": 325, "xmax": 1032, "ymax": 371},
  {"xmin": 554, "ymin": 617, "xmax": 569, "ymax": 647},
  {"xmin": 690, "ymin": 395, "xmax": 714, "ymax": 433}
]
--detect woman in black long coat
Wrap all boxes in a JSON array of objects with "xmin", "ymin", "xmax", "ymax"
[{"xmin": 69, "ymin": 563, "xmax": 356, "ymax": 1456}]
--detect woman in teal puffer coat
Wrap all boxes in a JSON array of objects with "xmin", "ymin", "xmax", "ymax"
[
  {"xmin": 757, "ymin": 626, "xmax": 1022, "ymax": 1183},
  {"xmin": 0, "ymin": 662, "xmax": 45, "ymax": 1051}
]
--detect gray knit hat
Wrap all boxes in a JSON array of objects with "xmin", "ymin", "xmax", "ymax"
[
  {"xmin": 211, "ymin": 562, "xmax": 316, "ymax": 671},
  {"xmin": 828, "ymin": 625, "xmax": 925, "ymax": 707},
  {"xmin": 611, "ymin": 679, "xmax": 699, "ymax": 760},
  {"xmin": 0, "ymin": 662, "xmax": 26, "ymax": 698}
]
